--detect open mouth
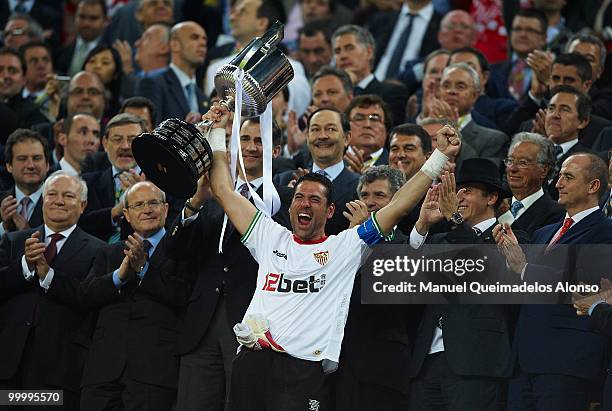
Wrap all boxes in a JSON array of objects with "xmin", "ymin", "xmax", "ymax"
[{"xmin": 297, "ymin": 212, "xmax": 312, "ymax": 226}]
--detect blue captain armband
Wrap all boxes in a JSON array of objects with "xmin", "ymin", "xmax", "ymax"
[{"xmin": 357, "ymin": 212, "xmax": 394, "ymax": 245}]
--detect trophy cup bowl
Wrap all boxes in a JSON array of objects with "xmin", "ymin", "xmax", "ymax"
[{"xmin": 132, "ymin": 21, "xmax": 294, "ymax": 198}]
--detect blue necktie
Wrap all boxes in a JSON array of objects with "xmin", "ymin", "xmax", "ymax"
[
  {"xmin": 315, "ymin": 169, "xmax": 330, "ymax": 180},
  {"xmin": 185, "ymin": 83, "xmax": 199, "ymax": 112},
  {"xmin": 386, "ymin": 13, "xmax": 416, "ymax": 79},
  {"xmin": 510, "ymin": 201, "xmax": 524, "ymax": 218}
]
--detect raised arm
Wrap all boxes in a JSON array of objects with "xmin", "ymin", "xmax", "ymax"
[
  {"xmin": 375, "ymin": 126, "xmax": 460, "ymax": 234},
  {"xmin": 205, "ymin": 104, "xmax": 258, "ymax": 235}
]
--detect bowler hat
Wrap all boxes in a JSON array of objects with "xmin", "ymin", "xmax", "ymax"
[{"xmin": 455, "ymin": 158, "xmax": 512, "ymax": 198}]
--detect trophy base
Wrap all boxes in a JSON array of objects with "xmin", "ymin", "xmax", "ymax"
[{"xmin": 132, "ymin": 135, "xmax": 198, "ymax": 198}]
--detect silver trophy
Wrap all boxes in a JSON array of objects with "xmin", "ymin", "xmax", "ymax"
[{"xmin": 132, "ymin": 21, "xmax": 294, "ymax": 198}]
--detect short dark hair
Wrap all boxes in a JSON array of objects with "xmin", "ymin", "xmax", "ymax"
[
  {"xmin": 553, "ymin": 53, "xmax": 592, "ymax": 82},
  {"xmin": 306, "ymin": 107, "xmax": 348, "ymax": 133},
  {"xmin": 240, "ymin": 117, "xmax": 283, "ymax": 147},
  {"xmin": 257, "ymin": 0, "xmax": 286, "ymax": 27},
  {"xmin": 549, "ymin": 85, "xmax": 592, "ymax": 122},
  {"xmin": 298, "ymin": 20, "xmax": 332, "ymax": 45},
  {"xmin": 311, "ymin": 65, "xmax": 353, "ymax": 94},
  {"xmin": 18, "ymin": 40, "xmax": 52, "ymax": 62},
  {"xmin": 294, "ymin": 172, "xmax": 334, "ymax": 206},
  {"xmin": 4, "ymin": 129, "xmax": 49, "ymax": 165},
  {"xmin": 78, "ymin": 0, "xmax": 108, "ymax": 17},
  {"xmin": 62, "ymin": 112, "xmax": 98, "ymax": 135},
  {"xmin": 449, "ymin": 46, "xmax": 490, "ymax": 72},
  {"xmin": 346, "ymin": 94, "xmax": 393, "ymax": 131},
  {"xmin": 513, "ymin": 8, "xmax": 548, "ymax": 35},
  {"xmin": 120, "ymin": 96, "xmax": 157, "ymax": 127},
  {"xmin": 389, "ymin": 123, "xmax": 432, "ymax": 154},
  {"xmin": 0, "ymin": 47, "xmax": 26, "ymax": 73}
]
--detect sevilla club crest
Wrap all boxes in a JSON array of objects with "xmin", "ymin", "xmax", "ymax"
[{"xmin": 313, "ymin": 251, "xmax": 329, "ymax": 266}]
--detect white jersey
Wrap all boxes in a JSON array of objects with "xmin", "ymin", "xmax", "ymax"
[{"xmin": 241, "ymin": 210, "xmax": 385, "ymax": 362}]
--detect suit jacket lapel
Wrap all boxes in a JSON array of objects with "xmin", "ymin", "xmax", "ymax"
[
  {"xmin": 52, "ymin": 227, "xmax": 88, "ymax": 267},
  {"xmin": 557, "ymin": 211, "xmax": 602, "ymax": 245},
  {"xmin": 165, "ymin": 69, "xmax": 190, "ymax": 115},
  {"xmin": 102, "ymin": 168, "xmax": 115, "ymax": 206}
]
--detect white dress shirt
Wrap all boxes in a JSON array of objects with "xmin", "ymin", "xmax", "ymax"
[{"xmin": 498, "ymin": 188, "xmax": 544, "ymax": 226}]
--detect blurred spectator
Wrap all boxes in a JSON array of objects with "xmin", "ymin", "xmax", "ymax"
[
  {"xmin": 533, "ymin": 0, "xmax": 572, "ymax": 54},
  {"xmin": 388, "ymin": 123, "xmax": 431, "ymax": 180},
  {"xmin": 369, "ymin": 0, "xmax": 442, "ymax": 80},
  {"xmin": 56, "ymin": 0, "xmax": 109, "ymax": 76},
  {"xmin": 312, "ymin": 66, "xmax": 353, "ymax": 113},
  {"xmin": 134, "ymin": 22, "xmax": 171, "ymax": 76},
  {"xmin": 20, "ymin": 41, "xmax": 53, "ymax": 100},
  {"xmin": 490, "ymin": 9, "xmax": 548, "ymax": 101},
  {"xmin": 437, "ymin": 9, "xmax": 475, "ymax": 51},
  {"xmin": 120, "ymin": 96, "xmax": 156, "ymax": 131},
  {"xmin": 295, "ymin": 20, "xmax": 333, "ymax": 78},
  {"xmin": 284, "ymin": 0, "xmax": 352, "ymax": 50},
  {"xmin": 137, "ymin": 21, "xmax": 209, "ymax": 125},
  {"xmin": 333, "ymin": 24, "xmax": 408, "ymax": 126},
  {"xmin": 1, "ymin": 13, "xmax": 44, "ymax": 50},
  {"xmin": 57, "ymin": 112, "xmax": 101, "ymax": 176},
  {"xmin": 83, "ymin": 44, "xmax": 130, "ymax": 117},
  {"xmin": 1, "ymin": 5, "xmax": 61, "ymax": 49}
]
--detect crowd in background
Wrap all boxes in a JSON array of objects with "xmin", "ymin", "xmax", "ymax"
[{"xmin": 1, "ymin": 0, "xmax": 612, "ymax": 409}]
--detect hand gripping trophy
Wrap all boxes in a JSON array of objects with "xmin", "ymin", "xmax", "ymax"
[{"xmin": 132, "ymin": 21, "xmax": 294, "ymax": 198}]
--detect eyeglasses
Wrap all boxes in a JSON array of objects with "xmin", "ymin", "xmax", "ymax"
[
  {"xmin": 503, "ymin": 158, "xmax": 539, "ymax": 168},
  {"xmin": 126, "ymin": 199, "xmax": 164, "ymax": 211},
  {"xmin": 350, "ymin": 113, "xmax": 383, "ymax": 125},
  {"xmin": 3, "ymin": 28, "xmax": 28, "ymax": 37}
]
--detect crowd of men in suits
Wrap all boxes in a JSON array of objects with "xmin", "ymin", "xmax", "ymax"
[{"xmin": 1, "ymin": 0, "xmax": 612, "ymax": 410}]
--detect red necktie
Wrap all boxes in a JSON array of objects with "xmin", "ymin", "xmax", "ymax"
[
  {"xmin": 546, "ymin": 217, "xmax": 573, "ymax": 251},
  {"xmin": 44, "ymin": 233, "xmax": 65, "ymax": 264}
]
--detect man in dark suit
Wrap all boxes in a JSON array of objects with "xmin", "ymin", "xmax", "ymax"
[
  {"xmin": 408, "ymin": 158, "xmax": 518, "ymax": 410},
  {"xmin": 78, "ymin": 181, "xmax": 192, "ymax": 411},
  {"xmin": 0, "ymin": 8, "xmax": 61, "ymax": 50},
  {"xmin": 498, "ymin": 132, "xmax": 565, "ymax": 235},
  {"xmin": 80, "ymin": 113, "xmax": 145, "ymax": 243},
  {"xmin": 0, "ymin": 130, "xmax": 49, "ymax": 238},
  {"xmin": 332, "ymin": 25, "xmax": 408, "ymax": 127},
  {"xmin": 497, "ymin": 152, "xmax": 612, "ymax": 411},
  {"xmin": 275, "ymin": 107, "xmax": 360, "ymax": 235},
  {"xmin": 438, "ymin": 63, "xmax": 508, "ymax": 161},
  {"xmin": 336, "ymin": 165, "xmax": 415, "ymax": 410},
  {"xmin": 587, "ymin": 302, "xmax": 612, "ymax": 410},
  {"xmin": 55, "ymin": 0, "xmax": 108, "ymax": 76},
  {"xmin": 0, "ymin": 171, "xmax": 105, "ymax": 410},
  {"xmin": 367, "ymin": 0, "xmax": 441, "ymax": 80},
  {"xmin": 543, "ymin": 85, "xmax": 596, "ymax": 199},
  {"xmin": 136, "ymin": 21, "xmax": 209, "ymax": 125},
  {"xmin": 344, "ymin": 95, "xmax": 391, "ymax": 174},
  {"xmin": 490, "ymin": 9, "xmax": 548, "ymax": 101},
  {"xmin": 166, "ymin": 117, "xmax": 292, "ymax": 410}
]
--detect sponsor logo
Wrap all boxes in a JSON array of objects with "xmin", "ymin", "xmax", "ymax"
[
  {"xmin": 313, "ymin": 250, "xmax": 329, "ymax": 266},
  {"xmin": 308, "ymin": 399, "xmax": 320, "ymax": 411},
  {"xmin": 262, "ymin": 273, "xmax": 326, "ymax": 293},
  {"xmin": 273, "ymin": 249, "xmax": 287, "ymax": 260}
]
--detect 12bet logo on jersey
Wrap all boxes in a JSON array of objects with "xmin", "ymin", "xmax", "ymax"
[{"xmin": 262, "ymin": 273, "xmax": 327, "ymax": 293}]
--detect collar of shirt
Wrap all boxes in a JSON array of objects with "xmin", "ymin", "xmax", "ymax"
[
  {"xmin": 357, "ymin": 73, "xmax": 375, "ymax": 90},
  {"xmin": 312, "ymin": 159, "xmax": 345, "ymax": 181},
  {"xmin": 557, "ymin": 138, "xmax": 579, "ymax": 158},
  {"xmin": 473, "ymin": 217, "xmax": 497, "ymax": 234},
  {"xmin": 139, "ymin": 66, "xmax": 167, "ymax": 78},
  {"xmin": 405, "ymin": 1, "xmax": 434, "ymax": 21},
  {"xmin": 546, "ymin": 17, "xmax": 565, "ymax": 42},
  {"xmin": 75, "ymin": 36, "xmax": 101, "ymax": 54},
  {"xmin": 236, "ymin": 176, "xmax": 263, "ymax": 192},
  {"xmin": 112, "ymin": 165, "xmax": 142, "ymax": 192},
  {"xmin": 512, "ymin": 187, "xmax": 544, "ymax": 213},
  {"xmin": 458, "ymin": 113, "xmax": 472, "ymax": 131},
  {"xmin": 21, "ymin": 87, "xmax": 43, "ymax": 99},
  {"xmin": 15, "ymin": 184, "xmax": 43, "ymax": 207},
  {"xmin": 170, "ymin": 63, "xmax": 196, "ymax": 89},
  {"xmin": 347, "ymin": 145, "xmax": 384, "ymax": 163},
  {"xmin": 43, "ymin": 224, "xmax": 78, "ymax": 252},
  {"xmin": 142, "ymin": 227, "xmax": 166, "ymax": 257},
  {"xmin": 9, "ymin": 0, "xmax": 34, "ymax": 12},
  {"xmin": 565, "ymin": 205, "xmax": 600, "ymax": 225},
  {"xmin": 59, "ymin": 157, "xmax": 80, "ymax": 176}
]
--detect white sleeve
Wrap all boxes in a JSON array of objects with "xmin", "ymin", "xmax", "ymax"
[
  {"xmin": 241, "ymin": 211, "xmax": 290, "ymax": 262},
  {"xmin": 409, "ymin": 226, "xmax": 427, "ymax": 249},
  {"xmin": 21, "ymin": 255, "xmax": 35, "ymax": 281}
]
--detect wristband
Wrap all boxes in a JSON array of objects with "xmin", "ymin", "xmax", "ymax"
[
  {"xmin": 207, "ymin": 128, "xmax": 226, "ymax": 152},
  {"xmin": 420, "ymin": 149, "xmax": 449, "ymax": 179}
]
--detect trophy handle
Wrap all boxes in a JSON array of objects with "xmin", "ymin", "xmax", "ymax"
[{"xmin": 194, "ymin": 96, "xmax": 235, "ymax": 135}]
